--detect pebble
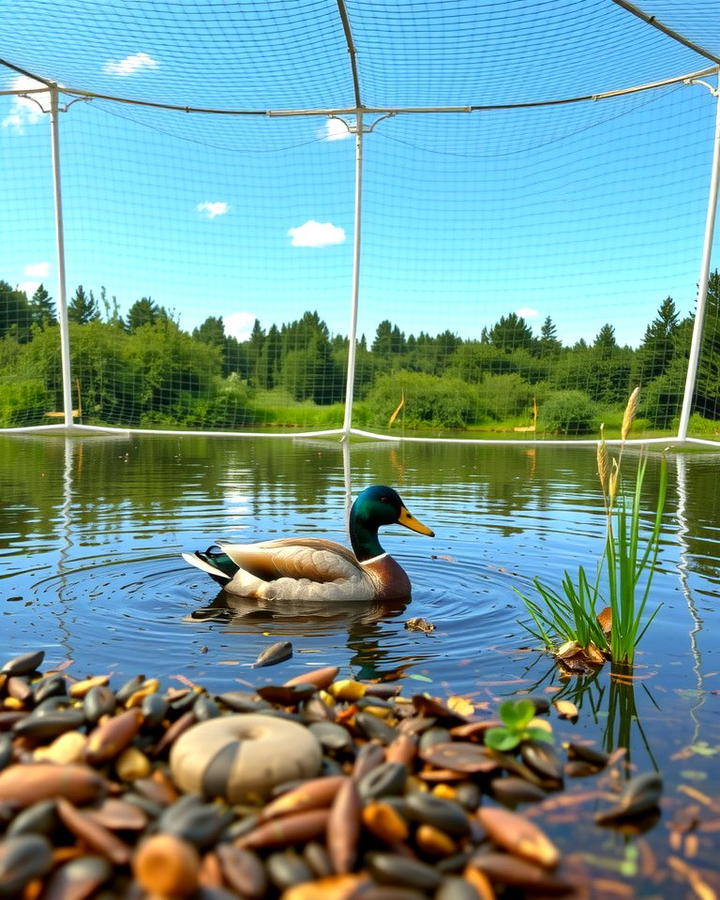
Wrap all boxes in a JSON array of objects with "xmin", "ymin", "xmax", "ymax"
[{"xmin": 0, "ymin": 648, "xmax": 666, "ymax": 898}]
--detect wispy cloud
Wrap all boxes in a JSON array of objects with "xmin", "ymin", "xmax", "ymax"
[
  {"xmin": 224, "ymin": 311, "xmax": 256, "ymax": 341},
  {"xmin": 103, "ymin": 52, "xmax": 159, "ymax": 77},
  {"xmin": 24, "ymin": 261, "xmax": 50, "ymax": 278},
  {"xmin": 288, "ymin": 220, "xmax": 346, "ymax": 247},
  {"xmin": 196, "ymin": 201, "xmax": 230, "ymax": 219},
  {"xmin": 1, "ymin": 76, "xmax": 48, "ymax": 134},
  {"xmin": 516, "ymin": 307, "xmax": 539, "ymax": 319}
]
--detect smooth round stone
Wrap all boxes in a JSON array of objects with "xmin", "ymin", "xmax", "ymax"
[
  {"xmin": 6, "ymin": 799, "xmax": 58, "ymax": 838},
  {"xmin": 32, "ymin": 674, "xmax": 67, "ymax": 705},
  {"xmin": 357, "ymin": 762, "xmax": 407, "ymax": 802},
  {"xmin": 170, "ymin": 714, "xmax": 323, "ymax": 804},
  {"xmin": 366, "ymin": 853, "xmax": 443, "ymax": 891},
  {"xmin": 13, "ymin": 709, "xmax": 85, "ymax": 740},
  {"xmin": 140, "ymin": 692, "xmax": 168, "ymax": 727},
  {"xmin": 520, "ymin": 742, "xmax": 564, "ymax": 783},
  {"xmin": 41, "ymin": 854, "xmax": 112, "ymax": 899},
  {"xmin": 265, "ymin": 851, "xmax": 314, "ymax": 890},
  {"xmin": 436, "ymin": 875, "xmax": 485, "ymax": 899},
  {"xmin": 0, "ymin": 735, "xmax": 12, "ymax": 772},
  {"xmin": 418, "ymin": 727, "xmax": 453, "ymax": 753},
  {"xmin": 0, "ymin": 833, "xmax": 53, "ymax": 895},
  {"xmin": 308, "ymin": 721, "xmax": 353, "ymax": 752},
  {"xmin": 1, "ymin": 650, "xmax": 44, "ymax": 677},
  {"xmin": 404, "ymin": 792, "xmax": 470, "ymax": 836},
  {"xmin": 158, "ymin": 798, "xmax": 233, "ymax": 849},
  {"xmin": 355, "ymin": 711, "xmax": 397, "ymax": 745},
  {"xmin": 83, "ymin": 685, "xmax": 117, "ymax": 725}
]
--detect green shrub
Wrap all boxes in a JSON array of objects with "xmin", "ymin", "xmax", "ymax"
[
  {"xmin": 481, "ymin": 373, "xmax": 536, "ymax": 421},
  {"xmin": 365, "ymin": 370, "xmax": 488, "ymax": 429},
  {"xmin": 640, "ymin": 374, "xmax": 682, "ymax": 430},
  {"xmin": 540, "ymin": 390, "xmax": 596, "ymax": 434},
  {"xmin": 0, "ymin": 377, "xmax": 51, "ymax": 427}
]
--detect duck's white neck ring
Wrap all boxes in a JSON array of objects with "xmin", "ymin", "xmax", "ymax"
[{"xmin": 360, "ymin": 553, "xmax": 388, "ymax": 566}]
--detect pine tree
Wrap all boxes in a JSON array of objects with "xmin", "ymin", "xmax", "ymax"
[
  {"xmin": 68, "ymin": 285, "xmax": 99, "ymax": 324},
  {"xmin": 633, "ymin": 296, "xmax": 679, "ymax": 384},
  {"xmin": 539, "ymin": 316, "xmax": 561, "ymax": 356},
  {"xmin": 192, "ymin": 316, "xmax": 225, "ymax": 348},
  {"xmin": 31, "ymin": 284, "xmax": 56, "ymax": 326},
  {"xmin": 488, "ymin": 313, "xmax": 536, "ymax": 354},
  {"xmin": 126, "ymin": 297, "xmax": 159, "ymax": 332},
  {"xmin": 593, "ymin": 323, "xmax": 617, "ymax": 360}
]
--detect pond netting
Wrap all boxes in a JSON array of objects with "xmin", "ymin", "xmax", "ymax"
[{"xmin": 1, "ymin": 0, "xmax": 720, "ymax": 443}]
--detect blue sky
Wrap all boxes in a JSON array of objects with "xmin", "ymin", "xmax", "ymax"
[{"xmin": 1, "ymin": 2, "xmax": 718, "ymax": 348}]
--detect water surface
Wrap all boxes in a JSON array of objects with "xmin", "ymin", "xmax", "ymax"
[{"xmin": 1, "ymin": 434, "xmax": 719, "ymax": 893}]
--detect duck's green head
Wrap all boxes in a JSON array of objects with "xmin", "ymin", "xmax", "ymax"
[{"xmin": 349, "ymin": 485, "xmax": 434, "ymax": 561}]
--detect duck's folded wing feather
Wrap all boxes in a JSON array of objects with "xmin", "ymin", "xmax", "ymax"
[{"xmin": 216, "ymin": 538, "xmax": 361, "ymax": 584}]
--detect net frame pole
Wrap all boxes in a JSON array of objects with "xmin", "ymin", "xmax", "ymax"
[
  {"xmin": 50, "ymin": 85, "xmax": 74, "ymax": 430},
  {"xmin": 678, "ymin": 74, "xmax": 720, "ymax": 441},
  {"xmin": 342, "ymin": 111, "xmax": 363, "ymax": 438}
]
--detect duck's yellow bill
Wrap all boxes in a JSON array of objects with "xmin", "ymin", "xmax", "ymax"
[{"xmin": 398, "ymin": 506, "xmax": 435, "ymax": 537}]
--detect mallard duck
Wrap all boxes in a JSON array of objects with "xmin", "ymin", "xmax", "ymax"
[{"xmin": 182, "ymin": 485, "xmax": 434, "ymax": 602}]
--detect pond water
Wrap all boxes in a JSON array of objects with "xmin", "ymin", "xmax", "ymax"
[{"xmin": 2, "ymin": 433, "xmax": 720, "ymax": 894}]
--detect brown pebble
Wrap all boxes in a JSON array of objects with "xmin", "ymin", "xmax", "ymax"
[
  {"xmin": 419, "ymin": 742, "xmax": 499, "ymax": 775},
  {"xmin": 133, "ymin": 833, "xmax": 200, "ymax": 897},
  {"xmin": 84, "ymin": 708, "xmax": 143, "ymax": 766},
  {"xmin": 260, "ymin": 775, "xmax": 347, "ymax": 821},
  {"xmin": 84, "ymin": 797, "xmax": 148, "ymax": 831},
  {"xmin": 477, "ymin": 806, "xmax": 559, "ymax": 868},
  {"xmin": 151, "ymin": 710, "xmax": 197, "ymax": 757},
  {"xmin": 56, "ymin": 797, "xmax": 132, "ymax": 865},
  {"xmin": 284, "ymin": 666, "xmax": 340, "ymax": 691},
  {"xmin": 0, "ymin": 763, "xmax": 105, "ymax": 807},
  {"xmin": 215, "ymin": 843, "xmax": 268, "ymax": 898},
  {"xmin": 385, "ymin": 732, "xmax": 418, "ymax": 767},
  {"xmin": 468, "ymin": 851, "xmax": 573, "ymax": 893},
  {"xmin": 236, "ymin": 809, "xmax": 331, "ymax": 850},
  {"xmin": 327, "ymin": 775, "xmax": 361, "ymax": 874}
]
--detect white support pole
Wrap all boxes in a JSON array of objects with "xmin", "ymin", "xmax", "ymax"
[
  {"xmin": 678, "ymin": 74, "xmax": 720, "ymax": 441},
  {"xmin": 341, "ymin": 111, "xmax": 364, "ymax": 439},
  {"xmin": 50, "ymin": 85, "xmax": 74, "ymax": 430}
]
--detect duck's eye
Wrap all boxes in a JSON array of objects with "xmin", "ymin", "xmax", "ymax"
[{"xmin": 379, "ymin": 496, "xmax": 389, "ymax": 503}]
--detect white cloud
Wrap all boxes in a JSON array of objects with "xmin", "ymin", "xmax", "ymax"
[
  {"xmin": 196, "ymin": 201, "xmax": 230, "ymax": 219},
  {"xmin": 103, "ymin": 52, "xmax": 159, "ymax": 77},
  {"xmin": 323, "ymin": 118, "xmax": 351, "ymax": 141},
  {"xmin": 1, "ymin": 76, "xmax": 49, "ymax": 133},
  {"xmin": 224, "ymin": 311, "xmax": 257, "ymax": 341},
  {"xmin": 19, "ymin": 281, "xmax": 41, "ymax": 298},
  {"xmin": 24, "ymin": 261, "xmax": 50, "ymax": 277},
  {"xmin": 288, "ymin": 220, "xmax": 346, "ymax": 248},
  {"xmin": 516, "ymin": 307, "xmax": 539, "ymax": 319}
]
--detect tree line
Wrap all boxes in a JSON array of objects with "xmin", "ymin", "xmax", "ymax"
[{"xmin": 1, "ymin": 275, "xmax": 719, "ymax": 433}]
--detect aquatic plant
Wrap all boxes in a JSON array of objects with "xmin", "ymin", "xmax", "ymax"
[
  {"xmin": 484, "ymin": 698, "xmax": 554, "ymax": 751},
  {"xmin": 520, "ymin": 387, "xmax": 667, "ymax": 666}
]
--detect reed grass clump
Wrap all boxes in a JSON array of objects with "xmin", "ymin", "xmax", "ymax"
[{"xmin": 520, "ymin": 387, "xmax": 668, "ymax": 666}]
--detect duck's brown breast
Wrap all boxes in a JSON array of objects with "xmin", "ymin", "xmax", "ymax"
[{"xmin": 361, "ymin": 554, "xmax": 412, "ymax": 601}]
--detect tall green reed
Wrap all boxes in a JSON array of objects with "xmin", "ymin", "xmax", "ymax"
[{"xmin": 520, "ymin": 387, "xmax": 667, "ymax": 665}]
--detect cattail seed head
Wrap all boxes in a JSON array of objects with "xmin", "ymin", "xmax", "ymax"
[
  {"xmin": 597, "ymin": 425, "xmax": 610, "ymax": 493},
  {"xmin": 621, "ymin": 387, "xmax": 640, "ymax": 442}
]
